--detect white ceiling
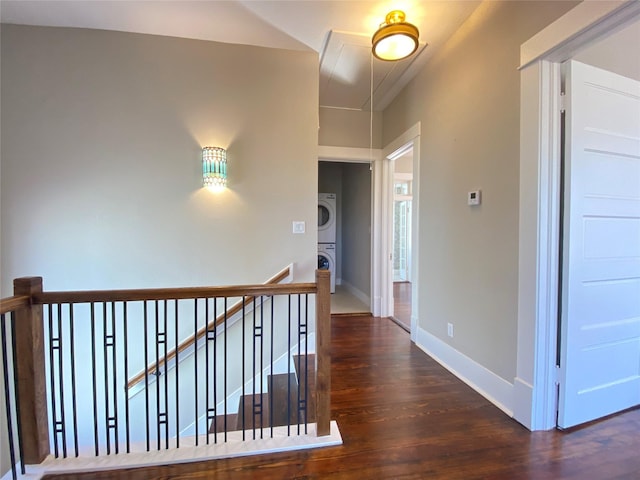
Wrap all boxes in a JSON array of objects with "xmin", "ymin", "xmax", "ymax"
[{"xmin": 0, "ymin": 0, "xmax": 481, "ymax": 111}]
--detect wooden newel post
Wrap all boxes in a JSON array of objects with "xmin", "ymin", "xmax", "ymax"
[
  {"xmin": 14, "ymin": 277, "xmax": 50, "ymax": 464},
  {"xmin": 315, "ymin": 269, "xmax": 331, "ymax": 436}
]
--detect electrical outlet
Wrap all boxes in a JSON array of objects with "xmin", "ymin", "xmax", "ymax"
[{"xmin": 447, "ymin": 323, "xmax": 454, "ymax": 338}]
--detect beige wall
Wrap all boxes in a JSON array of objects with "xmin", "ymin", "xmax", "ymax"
[
  {"xmin": 1, "ymin": 25, "xmax": 319, "ymax": 294},
  {"xmin": 319, "ymin": 107, "xmax": 382, "ymax": 149},
  {"xmin": 383, "ymin": 1, "xmax": 578, "ymax": 382},
  {"xmin": 1, "ymin": 25, "xmax": 319, "ymax": 475},
  {"xmin": 574, "ymin": 19, "xmax": 640, "ymax": 81}
]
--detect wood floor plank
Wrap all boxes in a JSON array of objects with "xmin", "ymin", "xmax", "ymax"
[{"xmin": 44, "ymin": 316, "xmax": 640, "ymax": 480}]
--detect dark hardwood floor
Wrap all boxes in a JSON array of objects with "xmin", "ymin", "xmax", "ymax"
[{"xmin": 46, "ymin": 316, "xmax": 640, "ymax": 480}]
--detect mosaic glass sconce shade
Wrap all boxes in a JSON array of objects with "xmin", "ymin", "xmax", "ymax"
[{"xmin": 202, "ymin": 146, "xmax": 227, "ymax": 189}]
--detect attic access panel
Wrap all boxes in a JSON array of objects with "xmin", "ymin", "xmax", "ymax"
[{"xmin": 319, "ymin": 30, "xmax": 426, "ymax": 111}]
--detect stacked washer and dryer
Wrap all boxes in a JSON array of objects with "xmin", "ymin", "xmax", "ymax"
[{"xmin": 317, "ymin": 193, "xmax": 336, "ymax": 293}]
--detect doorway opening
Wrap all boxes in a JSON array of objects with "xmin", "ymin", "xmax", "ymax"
[
  {"xmin": 383, "ymin": 123, "xmax": 421, "ymax": 340},
  {"xmin": 390, "ymin": 149, "xmax": 414, "ymax": 331},
  {"xmin": 318, "ymin": 161, "xmax": 372, "ymax": 316}
]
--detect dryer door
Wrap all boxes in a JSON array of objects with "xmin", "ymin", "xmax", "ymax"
[{"xmin": 318, "ymin": 204, "xmax": 331, "ymax": 228}]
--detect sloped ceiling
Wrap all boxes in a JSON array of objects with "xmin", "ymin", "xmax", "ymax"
[{"xmin": 0, "ymin": 0, "xmax": 481, "ymax": 111}]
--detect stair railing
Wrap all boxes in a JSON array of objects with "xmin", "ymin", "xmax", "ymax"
[
  {"xmin": 126, "ymin": 264, "xmax": 292, "ymax": 391},
  {"xmin": 0, "ymin": 269, "xmax": 331, "ymax": 479}
]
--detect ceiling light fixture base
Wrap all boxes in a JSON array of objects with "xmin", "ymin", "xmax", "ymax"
[{"xmin": 372, "ymin": 10, "xmax": 419, "ymax": 62}]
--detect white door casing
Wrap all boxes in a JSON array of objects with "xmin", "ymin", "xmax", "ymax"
[{"xmin": 558, "ymin": 61, "xmax": 640, "ymax": 429}]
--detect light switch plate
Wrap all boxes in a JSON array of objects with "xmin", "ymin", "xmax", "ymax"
[{"xmin": 292, "ymin": 221, "xmax": 305, "ymax": 234}]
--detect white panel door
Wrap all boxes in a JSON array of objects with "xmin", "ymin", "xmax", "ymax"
[{"xmin": 558, "ymin": 61, "xmax": 640, "ymax": 429}]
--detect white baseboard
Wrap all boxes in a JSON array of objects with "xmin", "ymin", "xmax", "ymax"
[
  {"xmin": 340, "ymin": 280, "xmax": 370, "ymax": 307},
  {"xmin": 513, "ymin": 377, "xmax": 535, "ymax": 430},
  {"xmin": 415, "ymin": 326, "xmax": 514, "ymax": 416}
]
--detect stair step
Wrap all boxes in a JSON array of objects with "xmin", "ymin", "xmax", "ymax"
[
  {"xmin": 236, "ymin": 392, "xmax": 271, "ymax": 430},
  {"xmin": 268, "ymin": 372, "xmax": 299, "ymax": 426},
  {"xmin": 293, "ymin": 353, "xmax": 316, "ymax": 384},
  {"xmin": 207, "ymin": 354, "xmax": 318, "ymax": 433},
  {"xmin": 208, "ymin": 413, "xmax": 238, "ymax": 434},
  {"xmin": 293, "ymin": 354, "xmax": 316, "ymax": 423}
]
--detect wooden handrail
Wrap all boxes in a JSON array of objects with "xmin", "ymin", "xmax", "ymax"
[
  {"xmin": 126, "ymin": 265, "xmax": 296, "ymax": 389},
  {"xmin": 33, "ymin": 280, "xmax": 313, "ymax": 305},
  {"xmin": 0, "ymin": 295, "xmax": 31, "ymax": 314}
]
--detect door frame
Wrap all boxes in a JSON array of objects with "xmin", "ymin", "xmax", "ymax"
[
  {"xmin": 515, "ymin": 1, "xmax": 640, "ymax": 431},
  {"xmin": 383, "ymin": 123, "xmax": 421, "ymax": 341},
  {"xmin": 318, "ymin": 125, "xmax": 421, "ymax": 331},
  {"xmin": 318, "ymin": 146, "xmax": 382, "ymax": 315}
]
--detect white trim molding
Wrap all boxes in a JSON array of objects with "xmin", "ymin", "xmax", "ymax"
[
  {"xmin": 318, "ymin": 145, "xmax": 381, "ymax": 163},
  {"xmin": 520, "ymin": 1, "xmax": 640, "ymax": 68},
  {"xmin": 416, "ymin": 327, "xmax": 514, "ymax": 416}
]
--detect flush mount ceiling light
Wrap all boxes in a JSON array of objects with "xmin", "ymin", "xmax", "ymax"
[{"xmin": 372, "ymin": 10, "xmax": 419, "ymax": 61}]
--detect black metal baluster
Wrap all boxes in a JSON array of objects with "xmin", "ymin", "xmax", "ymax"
[
  {"xmin": 56, "ymin": 304, "xmax": 67, "ymax": 458},
  {"xmin": 287, "ymin": 295, "xmax": 292, "ymax": 436},
  {"xmin": 9, "ymin": 313, "xmax": 26, "ymax": 475},
  {"xmin": 213, "ymin": 298, "xmax": 217, "ymax": 444},
  {"xmin": 174, "ymin": 299, "xmax": 179, "ymax": 449},
  {"xmin": 269, "ymin": 296, "xmax": 274, "ymax": 438},
  {"xmin": 163, "ymin": 300, "xmax": 169, "ymax": 450},
  {"xmin": 69, "ymin": 304, "xmax": 79, "ymax": 457},
  {"xmin": 297, "ymin": 294, "xmax": 308, "ymax": 435},
  {"xmin": 194, "ymin": 299, "xmax": 199, "ymax": 445},
  {"xmin": 223, "ymin": 296, "xmax": 228, "ymax": 442},
  {"xmin": 103, "ymin": 302, "xmax": 111, "ymax": 455},
  {"xmin": 205, "ymin": 298, "xmax": 210, "ymax": 445},
  {"xmin": 47, "ymin": 305, "xmax": 59, "ymax": 458},
  {"xmin": 155, "ymin": 300, "xmax": 163, "ymax": 451},
  {"xmin": 303, "ymin": 294, "xmax": 309, "ymax": 434},
  {"xmin": 123, "ymin": 302, "xmax": 130, "ymax": 454},
  {"xmin": 1, "ymin": 314, "xmax": 18, "ymax": 480},
  {"xmin": 252, "ymin": 297, "xmax": 257, "ymax": 440},
  {"xmin": 241, "ymin": 296, "xmax": 246, "ymax": 440},
  {"xmin": 143, "ymin": 301, "xmax": 150, "ymax": 452},
  {"xmin": 90, "ymin": 303, "xmax": 99, "ymax": 456},
  {"xmin": 259, "ymin": 296, "xmax": 264, "ymax": 439},
  {"xmin": 111, "ymin": 302, "xmax": 119, "ymax": 454}
]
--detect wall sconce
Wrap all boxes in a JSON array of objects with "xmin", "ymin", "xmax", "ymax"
[
  {"xmin": 202, "ymin": 146, "xmax": 227, "ymax": 191},
  {"xmin": 372, "ymin": 10, "xmax": 419, "ymax": 61}
]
